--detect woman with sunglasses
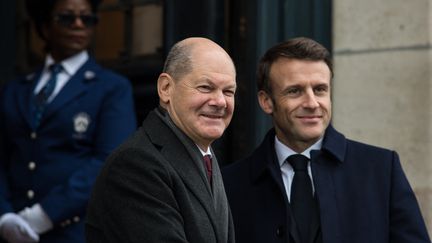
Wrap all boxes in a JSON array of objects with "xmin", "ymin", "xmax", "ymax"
[{"xmin": 0, "ymin": 0, "xmax": 136, "ymax": 242}]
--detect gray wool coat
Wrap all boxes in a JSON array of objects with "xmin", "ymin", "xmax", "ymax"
[{"xmin": 85, "ymin": 108, "xmax": 235, "ymax": 243}]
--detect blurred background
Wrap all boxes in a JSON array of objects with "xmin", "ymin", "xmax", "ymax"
[{"xmin": 1, "ymin": 0, "xmax": 431, "ymax": 234}]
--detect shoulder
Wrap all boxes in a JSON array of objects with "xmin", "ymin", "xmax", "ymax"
[
  {"xmin": 1, "ymin": 71, "xmax": 37, "ymax": 99},
  {"xmin": 345, "ymin": 138, "xmax": 396, "ymax": 160},
  {"xmin": 94, "ymin": 126, "xmax": 174, "ymax": 196},
  {"xmin": 107, "ymin": 127, "xmax": 168, "ymax": 171},
  {"xmin": 324, "ymin": 125, "xmax": 396, "ymax": 162},
  {"xmin": 84, "ymin": 58, "xmax": 131, "ymax": 88},
  {"xmin": 223, "ymin": 129, "xmax": 275, "ymax": 184},
  {"xmin": 222, "ymin": 156, "xmax": 252, "ymax": 179},
  {"xmin": 222, "ymin": 145, "xmax": 269, "ymax": 189}
]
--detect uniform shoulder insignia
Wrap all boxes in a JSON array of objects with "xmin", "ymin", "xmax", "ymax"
[
  {"xmin": 25, "ymin": 73, "xmax": 36, "ymax": 82},
  {"xmin": 84, "ymin": 70, "xmax": 96, "ymax": 80}
]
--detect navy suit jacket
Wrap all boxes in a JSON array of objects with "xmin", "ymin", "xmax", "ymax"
[
  {"xmin": 222, "ymin": 126, "xmax": 430, "ymax": 243},
  {"xmin": 0, "ymin": 57, "xmax": 136, "ymax": 243}
]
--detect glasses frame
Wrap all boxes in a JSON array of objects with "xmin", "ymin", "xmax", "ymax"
[{"xmin": 52, "ymin": 13, "xmax": 99, "ymax": 28}]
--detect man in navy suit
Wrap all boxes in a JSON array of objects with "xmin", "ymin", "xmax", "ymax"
[
  {"xmin": 222, "ymin": 37, "xmax": 430, "ymax": 243},
  {"xmin": 0, "ymin": 0, "xmax": 136, "ymax": 242}
]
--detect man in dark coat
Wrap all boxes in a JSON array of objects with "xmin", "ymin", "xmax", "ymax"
[
  {"xmin": 222, "ymin": 37, "xmax": 430, "ymax": 243},
  {"xmin": 85, "ymin": 37, "xmax": 237, "ymax": 243}
]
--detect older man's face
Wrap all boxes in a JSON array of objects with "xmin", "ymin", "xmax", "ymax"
[{"xmin": 167, "ymin": 48, "xmax": 237, "ymax": 150}]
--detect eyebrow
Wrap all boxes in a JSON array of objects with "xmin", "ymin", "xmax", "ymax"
[{"xmin": 201, "ymin": 77, "xmax": 237, "ymax": 89}]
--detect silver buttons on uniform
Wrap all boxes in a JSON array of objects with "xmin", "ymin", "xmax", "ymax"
[
  {"xmin": 27, "ymin": 190, "xmax": 34, "ymax": 199},
  {"xmin": 28, "ymin": 161, "xmax": 36, "ymax": 170},
  {"xmin": 30, "ymin": 132, "xmax": 37, "ymax": 139},
  {"xmin": 60, "ymin": 216, "xmax": 80, "ymax": 227}
]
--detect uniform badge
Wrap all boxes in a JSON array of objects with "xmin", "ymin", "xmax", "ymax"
[
  {"xmin": 73, "ymin": 112, "xmax": 91, "ymax": 133},
  {"xmin": 84, "ymin": 71, "xmax": 95, "ymax": 80}
]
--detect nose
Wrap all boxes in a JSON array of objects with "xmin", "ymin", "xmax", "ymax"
[
  {"xmin": 302, "ymin": 89, "xmax": 319, "ymax": 109},
  {"xmin": 71, "ymin": 16, "xmax": 85, "ymax": 28},
  {"xmin": 209, "ymin": 90, "xmax": 227, "ymax": 108}
]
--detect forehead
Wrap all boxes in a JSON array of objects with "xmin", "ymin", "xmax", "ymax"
[
  {"xmin": 193, "ymin": 48, "xmax": 235, "ymax": 73},
  {"xmin": 269, "ymin": 58, "xmax": 331, "ymax": 86},
  {"xmin": 53, "ymin": 0, "xmax": 92, "ymax": 12},
  {"xmin": 187, "ymin": 48, "xmax": 236, "ymax": 82}
]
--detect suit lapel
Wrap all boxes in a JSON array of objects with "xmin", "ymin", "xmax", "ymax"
[
  {"xmin": 311, "ymin": 150, "xmax": 342, "ymax": 243},
  {"xmin": 41, "ymin": 59, "xmax": 99, "ymax": 126},
  {"xmin": 250, "ymin": 130, "xmax": 301, "ymax": 243},
  {"xmin": 209, "ymin": 153, "xmax": 229, "ymax": 243},
  {"xmin": 144, "ymin": 111, "xmax": 222, "ymax": 240}
]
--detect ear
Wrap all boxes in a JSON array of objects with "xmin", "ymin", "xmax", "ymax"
[
  {"xmin": 258, "ymin": 90, "xmax": 274, "ymax": 115},
  {"xmin": 157, "ymin": 73, "xmax": 174, "ymax": 104}
]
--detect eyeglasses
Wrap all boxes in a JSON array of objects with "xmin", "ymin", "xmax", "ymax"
[{"xmin": 53, "ymin": 13, "xmax": 99, "ymax": 28}]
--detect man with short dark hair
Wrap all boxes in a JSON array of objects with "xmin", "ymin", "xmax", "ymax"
[
  {"xmin": 222, "ymin": 37, "xmax": 430, "ymax": 243},
  {"xmin": 85, "ymin": 37, "xmax": 237, "ymax": 243}
]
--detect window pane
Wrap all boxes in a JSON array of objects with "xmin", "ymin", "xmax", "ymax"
[
  {"xmin": 94, "ymin": 10, "xmax": 125, "ymax": 60},
  {"xmin": 132, "ymin": 4, "xmax": 163, "ymax": 56}
]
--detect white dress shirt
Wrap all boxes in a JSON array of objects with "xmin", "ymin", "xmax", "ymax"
[
  {"xmin": 275, "ymin": 136, "xmax": 323, "ymax": 202},
  {"xmin": 198, "ymin": 146, "xmax": 212, "ymax": 158},
  {"xmin": 34, "ymin": 51, "xmax": 89, "ymax": 103}
]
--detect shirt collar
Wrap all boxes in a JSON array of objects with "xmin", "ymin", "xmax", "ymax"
[
  {"xmin": 275, "ymin": 136, "xmax": 323, "ymax": 167},
  {"xmin": 45, "ymin": 51, "xmax": 89, "ymax": 76},
  {"xmin": 197, "ymin": 146, "xmax": 212, "ymax": 158}
]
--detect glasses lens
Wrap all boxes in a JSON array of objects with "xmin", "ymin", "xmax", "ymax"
[
  {"xmin": 80, "ymin": 15, "xmax": 98, "ymax": 27},
  {"xmin": 55, "ymin": 14, "xmax": 76, "ymax": 27},
  {"xmin": 54, "ymin": 13, "xmax": 98, "ymax": 27}
]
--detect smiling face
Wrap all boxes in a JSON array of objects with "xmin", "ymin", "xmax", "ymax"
[
  {"xmin": 158, "ymin": 39, "xmax": 237, "ymax": 151},
  {"xmin": 259, "ymin": 58, "xmax": 332, "ymax": 152},
  {"xmin": 43, "ymin": 0, "xmax": 95, "ymax": 61}
]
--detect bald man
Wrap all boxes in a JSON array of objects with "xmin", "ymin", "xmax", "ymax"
[{"xmin": 85, "ymin": 37, "xmax": 237, "ymax": 243}]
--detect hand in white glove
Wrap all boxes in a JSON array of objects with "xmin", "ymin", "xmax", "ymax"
[
  {"xmin": 19, "ymin": 204, "xmax": 53, "ymax": 234},
  {"xmin": 0, "ymin": 213, "xmax": 39, "ymax": 243}
]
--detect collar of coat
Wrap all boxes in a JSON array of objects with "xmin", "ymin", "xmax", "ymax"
[
  {"xmin": 249, "ymin": 124, "xmax": 347, "ymax": 181},
  {"xmin": 22, "ymin": 57, "xmax": 100, "ymax": 84}
]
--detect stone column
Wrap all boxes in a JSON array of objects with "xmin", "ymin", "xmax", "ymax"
[{"xmin": 332, "ymin": 0, "xmax": 432, "ymax": 234}]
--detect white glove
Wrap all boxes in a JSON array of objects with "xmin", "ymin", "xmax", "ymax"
[
  {"xmin": 0, "ymin": 213, "xmax": 39, "ymax": 243},
  {"xmin": 19, "ymin": 204, "xmax": 53, "ymax": 234}
]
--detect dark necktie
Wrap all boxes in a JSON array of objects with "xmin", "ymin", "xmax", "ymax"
[
  {"xmin": 287, "ymin": 154, "xmax": 314, "ymax": 242},
  {"xmin": 33, "ymin": 63, "xmax": 63, "ymax": 128},
  {"xmin": 203, "ymin": 155, "xmax": 212, "ymax": 184}
]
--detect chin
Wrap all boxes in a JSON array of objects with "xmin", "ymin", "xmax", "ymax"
[{"xmin": 201, "ymin": 129, "xmax": 224, "ymax": 141}]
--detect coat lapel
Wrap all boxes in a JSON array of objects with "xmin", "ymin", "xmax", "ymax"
[
  {"xmin": 143, "ymin": 111, "xmax": 222, "ymax": 240},
  {"xmin": 250, "ymin": 129, "xmax": 301, "ymax": 243},
  {"xmin": 310, "ymin": 125, "xmax": 346, "ymax": 243},
  {"xmin": 41, "ymin": 58, "xmax": 99, "ymax": 126},
  {"xmin": 209, "ymin": 153, "xmax": 230, "ymax": 242}
]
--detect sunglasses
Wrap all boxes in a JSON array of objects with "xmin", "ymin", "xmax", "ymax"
[{"xmin": 53, "ymin": 13, "xmax": 99, "ymax": 28}]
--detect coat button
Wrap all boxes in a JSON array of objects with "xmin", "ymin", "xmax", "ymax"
[
  {"xmin": 276, "ymin": 226, "xmax": 284, "ymax": 237},
  {"xmin": 28, "ymin": 161, "xmax": 36, "ymax": 170},
  {"xmin": 27, "ymin": 190, "xmax": 34, "ymax": 199},
  {"xmin": 30, "ymin": 132, "xmax": 37, "ymax": 139}
]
